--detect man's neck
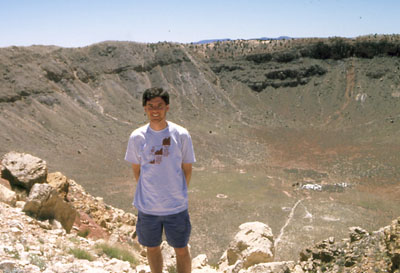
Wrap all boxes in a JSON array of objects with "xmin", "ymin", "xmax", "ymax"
[{"xmin": 149, "ymin": 120, "xmax": 168, "ymax": 131}]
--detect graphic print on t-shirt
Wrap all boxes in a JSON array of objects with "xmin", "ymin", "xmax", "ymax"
[{"xmin": 149, "ymin": 137, "xmax": 171, "ymax": 164}]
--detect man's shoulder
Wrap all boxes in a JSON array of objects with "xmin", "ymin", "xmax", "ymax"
[
  {"xmin": 167, "ymin": 121, "xmax": 190, "ymax": 135},
  {"xmin": 130, "ymin": 123, "xmax": 149, "ymax": 138}
]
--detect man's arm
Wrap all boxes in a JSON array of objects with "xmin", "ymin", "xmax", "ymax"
[
  {"xmin": 132, "ymin": 164, "xmax": 141, "ymax": 182},
  {"xmin": 181, "ymin": 163, "xmax": 192, "ymax": 187}
]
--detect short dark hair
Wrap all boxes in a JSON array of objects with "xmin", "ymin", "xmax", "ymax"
[{"xmin": 142, "ymin": 87, "xmax": 170, "ymax": 106}]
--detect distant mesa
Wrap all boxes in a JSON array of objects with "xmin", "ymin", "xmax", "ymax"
[
  {"xmin": 254, "ymin": 36, "xmax": 293, "ymax": 40},
  {"xmin": 194, "ymin": 36, "xmax": 293, "ymax": 44},
  {"xmin": 194, "ymin": 38, "xmax": 232, "ymax": 44}
]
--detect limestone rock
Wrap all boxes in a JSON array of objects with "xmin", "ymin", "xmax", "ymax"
[
  {"xmin": 47, "ymin": 172, "xmax": 69, "ymax": 200},
  {"xmin": 193, "ymin": 267, "xmax": 219, "ymax": 273},
  {"xmin": 193, "ymin": 254, "xmax": 218, "ymax": 273},
  {"xmin": 1, "ymin": 152, "xmax": 47, "ymax": 191},
  {"xmin": 0, "ymin": 181, "xmax": 143, "ymax": 273},
  {"xmin": 193, "ymin": 254, "xmax": 209, "ymax": 269},
  {"xmin": 0, "ymin": 260, "xmax": 18, "ymax": 272},
  {"xmin": 297, "ymin": 217, "xmax": 400, "ymax": 272},
  {"xmin": 349, "ymin": 226, "xmax": 368, "ymax": 242},
  {"xmin": 73, "ymin": 211, "xmax": 109, "ymax": 240},
  {"xmin": 105, "ymin": 258, "xmax": 131, "ymax": 272},
  {"xmin": 12, "ymin": 186, "xmax": 29, "ymax": 201},
  {"xmin": 161, "ymin": 241, "xmax": 177, "ymax": 269},
  {"xmin": 136, "ymin": 264, "xmax": 151, "ymax": 273},
  {"xmin": 219, "ymin": 221, "xmax": 274, "ymax": 271},
  {"xmin": 220, "ymin": 259, "xmax": 243, "ymax": 273},
  {"xmin": 15, "ymin": 200, "xmax": 26, "ymax": 208},
  {"xmin": 243, "ymin": 261, "xmax": 295, "ymax": 273},
  {"xmin": 0, "ymin": 176, "xmax": 12, "ymax": 189},
  {"xmin": 384, "ymin": 218, "xmax": 400, "ymax": 271},
  {"xmin": 23, "ymin": 183, "xmax": 77, "ymax": 232},
  {"xmin": 0, "ymin": 183, "xmax": 17, "ymax": 206}
]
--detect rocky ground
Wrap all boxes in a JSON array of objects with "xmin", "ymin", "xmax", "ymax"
[
  {"xmin": 1, "ymin": 152, "xmax": 400, "ymax": 273},
  {"xmin": 0, "ymin": 152, "xmax": 145, "ymax": 273},
  {"xmin": 0, "ymin": 201, "xmax": 140, "ymax": 273}
]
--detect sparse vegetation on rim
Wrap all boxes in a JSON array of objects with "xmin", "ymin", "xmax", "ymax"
[
  {"xmin": 68, "ymin": 247, "xmax": 95, "ymax": 261},
  {"xmin": 96, "ymin": 243, "xmax": 139, "ymax": 265}
]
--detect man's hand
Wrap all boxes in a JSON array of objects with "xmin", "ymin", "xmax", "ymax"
[
  {"xmin": 181, "ymin": 163, "xmax": 192, "ymax": 186},
  {"xmin": 132, "ymin": 164, "xmax": 141, "ymax": 182}
]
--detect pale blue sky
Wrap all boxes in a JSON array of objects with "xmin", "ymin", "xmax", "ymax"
[{"xmin": 0, "ymin": 0, "xmax": 399, "ymax": 48}]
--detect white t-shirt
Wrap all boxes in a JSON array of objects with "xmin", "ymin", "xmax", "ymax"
[{"xmin": 125, "ymin": 121, "xmax": 196, "ymax": 215}]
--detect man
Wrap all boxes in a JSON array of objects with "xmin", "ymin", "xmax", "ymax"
[{"xmin": 125, "ymin": 87, "xmax": 196, "ymax": 273}]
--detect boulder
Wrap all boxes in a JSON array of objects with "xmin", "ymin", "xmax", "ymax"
[
  {"xmin": 244, "ymin": 261, "xmax": 296, "ymax": 273},
  {"xmin": 192, "ymin": 267, "xmax": 219, "ymax": 273},
  {"xmin": 0, "ymin": 177, "xmax": 12, "ymax": 190},
  {"xmin": 0, "ymin": 260, "xmax": 18, "ymax": 273},
  {"xmin": 105, "ymin": 258, "xmax": 131, "ymax": 272},
  {"xmin": 136, "ymin": 264, "xmax": 151, "ymax": 273},
  {"xmin": 349, "ymin": 226, "xmax": 368, "ymax": 242},
  {"xmin": 193, "ymin": 254, "xmax": 209, "ymax": 269},
  {"xmin": 47, "ymin": 172, "xmax": 69, "ymax": 200},
  {"xmin": 0, "ymin": 183, "xmax": 17, "ymax": 206},
  {"xmin": 161, "ymin": 241, "xmax": 177, "ymax": 269},
  {"xmin": 73, "ymin": 211, "xmax": 109, "ymax": 240},
  {"xmin": 23, "ymin": 183, "xmax": 77, "ymax": 232},
  {"xmin": 1, "ymin": 152, "xmax": 47, "ymax": 191},
  {"xmin": 192, "ymin": 254, "xmax": 218, "ymax": 273},
  {"xmin": 11, "ymin": 186, "xmax": 29, "ymax": 201},
  {"xmin": 219, "ymin": 222, "xmax": 274, "ymax": 271}
]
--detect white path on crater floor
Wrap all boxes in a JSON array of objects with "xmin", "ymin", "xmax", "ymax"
[
  {"xmin": 274, "ymin": 199, "xmax": 303, "ymax": 249},
  {"xmin": 301, "ymin": 202, "xmax": 313, "ymax": 222}
]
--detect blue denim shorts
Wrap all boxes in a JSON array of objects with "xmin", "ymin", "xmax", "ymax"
[{"xmin": 136, "ymin": 209, "xmax": 191, "ymax": 248}]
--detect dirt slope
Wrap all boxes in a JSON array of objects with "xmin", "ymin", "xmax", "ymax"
[{"xmin": 1, "ymin": 36, "xmax": 400, "ymax": 261}]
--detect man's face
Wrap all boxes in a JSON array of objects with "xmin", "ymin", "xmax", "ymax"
[{"xmin": 144, "ymin": 97, "xmax": 169, "ymax": 124}]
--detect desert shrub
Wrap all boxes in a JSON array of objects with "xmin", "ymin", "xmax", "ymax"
[
  {"xmin": 353, "ymin": 40, "xmax": 398, "ymax": 58},
  {"xmin": 380, "ymin": 40, "xmax": 400, "ymax": 56},
  {"xmin": 266, "ymin": 65, "xmax": 326, "ymax": 81},
  {"xmin": 266, "ymin": 69, "xmax": 299, "ymax": 80},
  {"xmin": 4, "ymin": 248, "xmax": 20, "ymax": 259},
  {"xmin": 311, "ymin": 42, "xmax": 332, "ymax": 59},
  {"xmin": 68, "ymin": 237, "xmax": 81, "ymax": 244},
  {"xmin": 306, "ymin": 39, "xmax": 400, "ymax": 60},
  {"xmin": 274, "ymin": 51, "xmax": 297, "ymax": 63},
  {"xmin": 29, "ymin": 254, "xmax": 46, "ymax": 270},
  {"xmin": 167, "ymin": 265, "xmax": 178, "ymax": 273},
  {"xmin": 77, "ymin": 228, "xmax": 90, "ymax": 238},
  {"xmin": 248, "ymin": 82, "xmax": 270, "ymax": 92},
  {"xmin": 330, "ymin": 39, "xmax": 353, "ymax": 59},
  {"xmin": 354, "ymin": 41, "xmax": 380, "ymax": 58},
  {"xmin": 69, "ymin": 247, "xmax": 95, "ymax": 261},
  {"xmin": 366, "ymin": 70, "xmax": 386, "ymax": 79},
  {"xmin": 211, "ymin": 64, "xmax": 243, "ymax": 73},
  {"xmin": 304, "ymin": 65, "xmax": 327, "ymax": 77},
  {"xmin": 245, "ymin": 53, "xmax": 272, "ymax": 63},
  {"xmin": 96, "ymin": 243, "xmax": 138, "ymax": 265}
]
